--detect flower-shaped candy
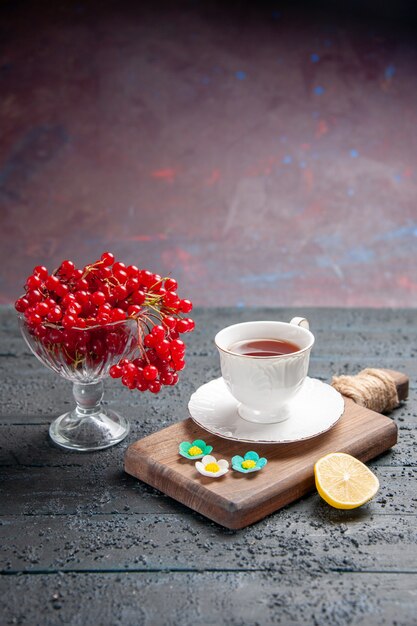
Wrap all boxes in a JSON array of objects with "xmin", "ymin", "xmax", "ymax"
[
  {"xmin": 179, "ymin": 439, "xmax": 213, "ymax": 460},
  {"xmin": 231, "ymin": 451, "xmax": 267, "ymax": 474},
  {"xmin": 196, "ymin": 455, "xmax": 229, "ymax": 478}
]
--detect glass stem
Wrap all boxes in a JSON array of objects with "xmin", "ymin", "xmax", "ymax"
[{"xmin": 72, "ymin": 381, "xmax": 103, "ymax": 417}]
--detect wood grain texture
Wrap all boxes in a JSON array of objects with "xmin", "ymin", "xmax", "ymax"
[{"xmin": 125, "ymin": 372, "xmax": 404, "ymax": 529}]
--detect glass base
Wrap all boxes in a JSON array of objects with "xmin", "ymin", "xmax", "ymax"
[{"xmin": 49, "ymin": 408, "xmax": 130, "ymax": 451}]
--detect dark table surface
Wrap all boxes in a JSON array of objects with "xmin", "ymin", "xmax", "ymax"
[{"xmin": 1, "ymin": 306, "xmax": 416, "ymax": 626}]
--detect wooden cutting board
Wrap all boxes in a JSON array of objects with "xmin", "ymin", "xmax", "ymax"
[{"xmin": 125, "ymin": 370, "xmax": 408, "ymax": 529}]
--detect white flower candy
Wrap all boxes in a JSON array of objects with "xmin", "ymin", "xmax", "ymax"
[{"xmin": 195, "ymin": 454, "xmax": 229, "ymax": 478}]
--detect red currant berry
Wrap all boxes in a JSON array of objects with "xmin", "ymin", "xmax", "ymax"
[
  {"xmin": 122, "ymin": 375, "xmax": 136, "ymax": 390},
  {"xmin": 176, "ymin": 319, "xmax": 189, "ymax": 333},
  {"xmin": 132, "ymin": 290, "xmax": 146, "ymax": 305},
  {"xmin": 127, "ymin": 305, "xmax": 142, "ymax": 317},
  {"xmin": 173, "ymin": 358, "xmax": 185, "ymax": 371},
  {"xmin": 179, "ymin": 299, "xmax": 193, "ymax": 313},
  {"xmin": 97, "ymin": 313, "xmax": 111, "ymax": 325},
  {"xmin": 26, "ymin": 275, "xmax": 42, "ymax": 290},
  {"xmin": 98, "ymin": 266, "xmax": 112, "ymax": 280},
  {"xmin": 114, "ymin": 268, "xmax": 128, "ymax": 283},
  {"xmin": 160, "ymin": 372, "xmax": 174, "ymax": 385},
  {"xmin": 139, "ymin": 270, "xmax": 154, "ymax": 287},
  {"xmin": 114, "ymin": 284, "xmax": 128, "ymax": 300},
  {"xmin": 68, "ymin": 301, "xmax": 83, "ymax": 316},
  {"xmin": 29, "ymin": 313, "xmax": 42, "ymax": 326},
  {"xmin": 122, "ymin": 362, "xmax": 137, "ymax": 376},
  {"xmin": 98, "ymin": 303, "xmax": 112, "ymax": 314},
  {"xmin": 148, "ymin": 380, "xmax": 161, "ymax": 393},
  {"xmin": 164, "ymin": 292, "xmax": 180, "ymax": 309},
  {"xmin": 75, "ymin": 278, "xmax": 89, "ymax": 291},
  {"xmin": 170, "ymin": 339, "xmax": 185, "ymax": 354},
  {"xmin": 72, "ymin": 269, "xmax": 83, "ymax": 281},
  {"xmin": 127, "ymin": 265, "xmax": 139, "ymax": 277},
  {"xmin": 55, "ymin": 282, "xmax": 69, "ymax": 298},
  {"xmin": 111, "ymin": 308, "xmax": 126, "ymax": 321},
  {"xmin": 46, "ymin": 275, "xmax": 60, "ymax": 291},
  {"xmin": 60, "ymin": 260, "xmax": 75, "ymax": 277},
  {"xmin": 75, "ymin": 290, "xmax": 90, "ymax": 306},
  {"xmin": 34, "ymin": 324, "xmax": 47, "ymax": 339},
  {"xmin": 165, "ymin": 278, "xmax": 178, "ymax": 292},
  {"xmin": 101, "ymin": 251, "xmax": 115, "ymax": 266},
  {"xmin": 144, "ymin": 334, "xmax": 155, "ymax": 348},
  {"xmin": 27, "ymin": 289, "xmax": 43, "ymax": 304},
  {"xmin": 136, "ymin": 379, "xmax": 148, "ymax": 392},
  {"xmin": 15, "ymin": 297, "xmax": 29, "ymax": 312},
  {"xmin": 155, "ymin": 339, "xmax": 170, "ymax": 357},
  {"xmin": 151, "ymin": 325, "xmax": 165, "ymax": 341},
  {"xmin": 143, "ymin": 364, "xmax": 158, "ymax": 381},
  {"xmin": 163, "ymin": 315, "xmax": 177, "ymax": 330},
  {"xmin": 62, "ymin": 293, "xmax": 77, "ymax": 308},
  {"xmin": 62, "ymin": 314, "xmax": 77, "ymax": 328},
  {"xmin": 185, "ymin": 318, "xmax": 195, "ymax": 331},
  {"xmin": 33, "ymin": 265, "xmax": 48, "ymax": 280},
  {"xmin": 92, "ymin": 291, "xmax": 106, "ymax": 307},
  {"xmin": 47, "ymin": 305, "xmax": 63, "ymax": 322},
  {"xmin": 126, "ymin": 277, "xmax": 140, "ymax": 293}
]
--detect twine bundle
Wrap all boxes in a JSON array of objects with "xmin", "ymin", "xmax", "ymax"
[{"xmin": 331, "ymin": 368, "xmax": 399, "ymax": 413}]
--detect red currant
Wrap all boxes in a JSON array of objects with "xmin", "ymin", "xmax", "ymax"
[
  {"xmin": 151, "ymin": 325, "xmax": 165, "ymax": 342},
  {"xmin": 26, "ymin": 275, "xmax": 42, "ymax": 290},
  {"xmin": 111, "ymin": 308, "xmax": 127, "ymax": 322},
  {"xmin": 48, "ymin": 306, "xmax": 63, "ymax": 322},
  {"xmin": 92, "ymin": 291, "xmax": 106, "ymax": 307},
  {"xmin": 127, "ymin": 305, "xmax": 142, "ymax": 317},
  {"xmin": 46, "ymin": 275, "xmax": 60, "ymax": 291},
  {"xmin": 101, "ymin": 251, "xmax": 115, "ymax": 266},
  {"xmin": 33, "ymin": 265, "xmax": 48, "ymax": 280},
  {"xmin": 114, "ymin": 268, "xmax": 128, "ymax": 283},
  {"xmin": 179, "ymin": 299, "xmax": 193, "ymax": 313},
  {"xmin": 143, "ymin": 365, "xmax": 158, "ymax": 381},
  {"xmin": 62, "ymin": 314, "xmax": 77, "ymax": 328},
  {"xmin": 127, "ymin": 265, "xmax": 139, "ymax": 277},
  {"xmin": 15, "ymin": 297, "xmax": 29, "ymax": 312},
  {"xmin": 163, "ymin": 316, "xmax": 177, "ymax": 330},
  {"xmin": 114, "ymin": 284, "xmax": 128, "ymax": 300},
  {"xmin": 165, "ymin": 278, "xmax": 178, "ymax": 292},
  {"xmin": 60, "ymin": 260, "xmax": 75, "ymax": 277},
  {"xmin": 27, "ymin": 289, "xmax": 43, "ymax": 304},
  {"xmin": 148, "ymin": 380, "xmax": 161, "ymax": 393},
  {"xmin": 17, "ymin": 251, "xmax": 194, "ymax": 396},
  {"xmin": 132, "ymin": 290, "xmax": 146, "ymax": 305},
  {"xmin": 170, "ymin": 339, "xmax": 185, "ymax": 354},
  {"xmin": 109, "ymin": 365, "xmax": 123, "ymax": 378}
]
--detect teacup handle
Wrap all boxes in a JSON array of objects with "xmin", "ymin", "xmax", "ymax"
[{"xmin": 290, "ymin": 317, "xmax": 309, "ymax": 330}]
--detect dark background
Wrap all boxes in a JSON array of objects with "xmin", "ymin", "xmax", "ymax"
[{"xmin": 1, "ymin": 0, "xmax": 416, "ymax": 307}]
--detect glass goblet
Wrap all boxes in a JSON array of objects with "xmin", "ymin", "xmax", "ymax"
[{"xmin": 18, "ymin": 316, "xmax": 138, "ymax": 451}]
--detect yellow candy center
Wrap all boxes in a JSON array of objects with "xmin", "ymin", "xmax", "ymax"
[
  {"xmin": 188, "ymin": 446, "xmax": 203, "ymax": 456},
  {"xmin": 242, "ymin": 459, "xmax": 257, "ymax": 469},
  {"xmin": 205, "ymin": 462, "xmax": 220, "ymax": 473}
]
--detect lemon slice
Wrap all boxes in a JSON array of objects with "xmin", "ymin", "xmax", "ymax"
[{"xmin": 314, "ymin": 452, "xmax": 379, "ymax": 509}]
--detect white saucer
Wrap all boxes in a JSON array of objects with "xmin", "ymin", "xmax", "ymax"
[{"xmin": 188, "ymin": 377, "xmax": 345, "ymax": 444}]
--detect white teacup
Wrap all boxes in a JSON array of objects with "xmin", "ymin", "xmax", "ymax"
[{"xmin": 215, "ymin": 318, "xmax": 314, "ymax": 424}]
